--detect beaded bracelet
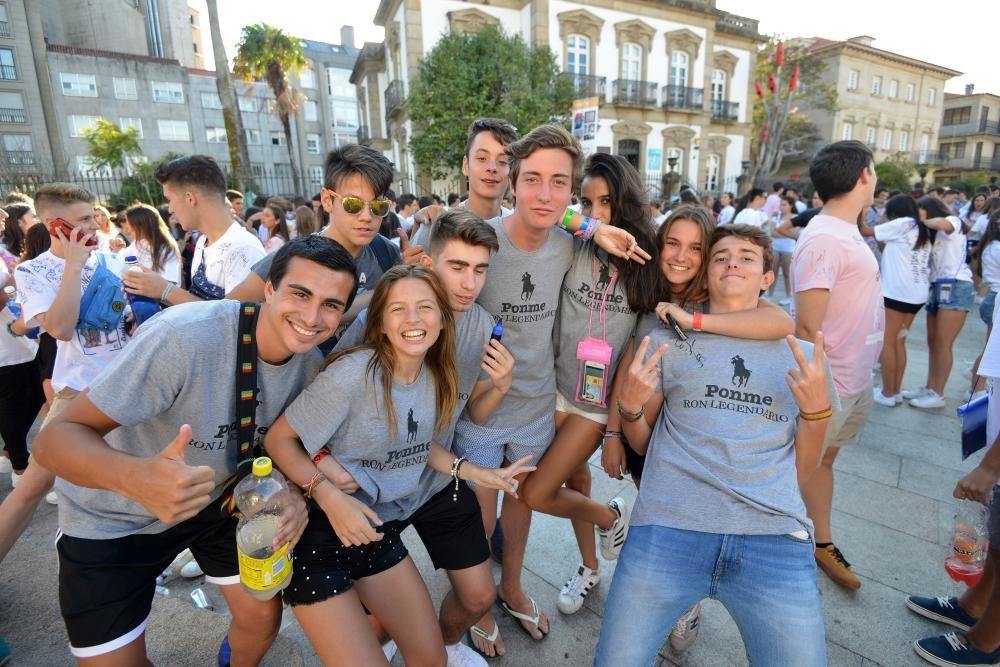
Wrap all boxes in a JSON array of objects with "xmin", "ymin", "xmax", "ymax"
[
  {"xmin": 602, "ymin": 430, "xmax": 624, "ymax": 440},
  {"xmin": 451, "ymin": 456, "xmax": 467, "ymax": 502},
  {"xmin": 799, "ymin": 406, "xmax": 833, "ymax": 421}
]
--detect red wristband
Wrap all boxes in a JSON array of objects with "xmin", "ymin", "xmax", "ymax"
[
  {"xmin": 692, "ymin": 311, "xmax": 703, "ymax": 332},
  {"xmin": 312, "ymin": 450, "xmax": 329, "ymax": 464}
]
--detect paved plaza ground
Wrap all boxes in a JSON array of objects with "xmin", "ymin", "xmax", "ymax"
[{"xmin": 0, "ymin": 295, "xmax": 992, "ymax": 666}]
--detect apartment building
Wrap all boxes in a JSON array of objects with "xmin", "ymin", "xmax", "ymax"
[
  {"xmin": 355, "ymin": 0, "xmax": 763, "ymax": 195},
  {"xmin": 798, "ymin": 35, "xmax": 960, "ymax": 165},
  {"xmin": 936, "ymin": 86, "xmax": 1000, "ymax": 179}
]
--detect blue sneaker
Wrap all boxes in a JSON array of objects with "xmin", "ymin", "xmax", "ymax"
[
  {"xmin": 217, "ymin": 635, "xmax": 231, "ymax": 667},
  {"xmin": 0, "ymin": 637, "xmax": 10, "ymax": 666},
  {"xmin": 913, "ymin": 632, "xmax": 1000, "ymax": 666},
  {"xmin": 907, "ymin": 596, "xmax": 979, "ymax": 632}
]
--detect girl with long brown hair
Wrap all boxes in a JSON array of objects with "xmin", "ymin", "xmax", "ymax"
[{"xmin": 121, "ymin": 204, "xmax": 182, "ymax": 284}]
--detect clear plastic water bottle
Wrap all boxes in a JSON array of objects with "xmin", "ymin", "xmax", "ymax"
[
  {"xmin": 234, "ymin": 457, "xmax": 293, "ymax": 600},
  {"xmin": 4, "ymin": 285, "xmax": 38, "ymax": 339},
  {"xmin": 123, "ymin": 256, "xmax": 161, "ymax": 327},
  {"xmin": 945, "ymin": 500, "xmax": 989, "ymax": 587}
]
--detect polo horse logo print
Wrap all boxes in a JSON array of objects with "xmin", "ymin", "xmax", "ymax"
[
  {"xmin": 407, "ymin": 408, "xmax": 419, "ymax": 443},
  {"xmin": 731, "ymin": 355, "xmax": 752, "ymax": 388},
  {"xmin": 520, "ymin": 272, "xmax": 535, "ymax": 301},
  {"xmin": 596, "ymin": 263, "xmax": 612, "ymax": 291}
]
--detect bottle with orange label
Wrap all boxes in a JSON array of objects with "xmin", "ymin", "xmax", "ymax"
[
  {"xmin": 235, "ymin": 457, "xmax": 293, "ymax": 600},
  {"xmin": 944, "ymin": 500, "xmax": 989, "ymax": 587}
]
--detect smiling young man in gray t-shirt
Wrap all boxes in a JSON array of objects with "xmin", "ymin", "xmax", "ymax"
[
  {"xmin": 594, "ymin": 224, "xmax": 833, "ymax": 667},
  {"xmin": 33, "ymin": 237, "xmax": 358, "ymax": 666}
]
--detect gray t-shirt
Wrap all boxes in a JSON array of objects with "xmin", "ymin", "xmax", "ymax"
[
  {"xmin": 333, "ymin": 303, "xmax": 494, "ymax": 512},
  {"xmin": 410, "ymin": 202, "xmax": 512, "ymax": 249},
  {"xmin": 630, "ymin": 327, "xmax": 816, "ymax": 537},
  {"xmin": 633, "ymin": 303, "xmax": 705, "ymax": 342},
  {"xmin": 460, "ymin": 219, "xmax": 572, "ymax": 429},
  {"xmin": 59, "ymin": 300, "xmax": 323, "ymax": 540},
  {"xmin": 283, "ymin": 349, "xmax": 437, "ymax": 523},
  {"xmin": 554, "ymin": 240, "xmax": 637, "ymax": 411},
  {"xmin": 250, "ymin": 234, "xmax": 401, "ymax": 295}
]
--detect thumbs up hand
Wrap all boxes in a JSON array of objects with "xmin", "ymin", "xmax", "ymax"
[{"xmin": 134, "ymin": 424, "xmax": 217, "ymax": 524}]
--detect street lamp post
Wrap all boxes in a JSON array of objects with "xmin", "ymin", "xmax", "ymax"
[
  {"xmin": 737, "ymin": 160, "xmax": 753, "ymax": 195},
  {"xmin": 661, "ymin": 155, "xmax": 680, "ymax": 201}
]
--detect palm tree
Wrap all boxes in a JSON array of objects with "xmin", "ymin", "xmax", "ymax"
[
  {"xmin": 234, "ymin": 24, "xmax": 306, "ymax": 195},
  {"xmin": 206, "ymin": 0, "xmax": 252, "ymax": 190}
]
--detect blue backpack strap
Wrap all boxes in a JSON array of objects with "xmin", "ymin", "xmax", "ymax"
[{"xmin": 370, "ymin": 233, "xmax": 395, "ymax": 273}]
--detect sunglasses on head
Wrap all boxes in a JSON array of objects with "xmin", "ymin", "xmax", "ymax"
[{"xmin": 328, "ymin": 191, "xmax": 390, "ymax": 218}]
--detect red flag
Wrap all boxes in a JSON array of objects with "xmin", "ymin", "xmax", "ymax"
[
  {"xmin": 776, "ymin": 42, "xmax": 785, "ymax": 67},
  {"xmin": 755, "ymin": 81, "xmax": 765, "ymax": 99},
  {"xmin": 789, "ymin": 65, "xmax": 800, "ymax": 92},
  {"xmin": 768, "ymin": 73, "xmax": 776, "ymax": 93}
]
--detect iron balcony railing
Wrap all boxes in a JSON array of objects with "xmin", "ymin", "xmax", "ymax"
[
  {"xmin": 560, "ymin": 72, "xmax": 606, "ymax": 100},
  {"xmin": 612, "ymin": 79, "xmax": 658, "ymax": 107},
  {"xmin": 385, "ymin": 80, "xmax": 405, "ymax": 118},
  {"xmin": 711, "ymin": 99, "xmax": 739, "ymax": 122},
  {"xmin": 0, "ymin": 107, "xmax": 26, "ymax": 123},
  {"xmin": 662, "ymin": 85, "xmax": 704, "ymax": 111}
]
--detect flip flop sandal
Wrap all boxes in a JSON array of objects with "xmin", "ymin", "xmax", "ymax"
[
  {"xmin": 468, "ymin": 621, "xmax": 501, "ymax": 659},
  {"xmin": 497, "ymin": 595, "xmax": 549, "ymax": 640}
]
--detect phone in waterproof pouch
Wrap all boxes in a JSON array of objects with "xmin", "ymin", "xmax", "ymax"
[{"xmin": 582, "ymin": 361, "xmax": 606, "ymax": 403}]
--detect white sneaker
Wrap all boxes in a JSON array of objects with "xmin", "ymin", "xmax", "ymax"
[
  {"xmin": 599, "ymin": 497, "xmax": 630, "ymax": 561},
  {"xmin": 873, "ymin": 389, "xmax": 899, "ymax": 407},
  {"xmin": 901, "ymin": 387, "xmax": 932, "ymax": 400},
  {"xmin": 382, "ymin": 639, "xmax": 398, "ymax": 662},
  {"xmin": 0, "ymin": 457, "xmax": 10, "ymax": 474},
  {"xmin": 557, "ymin": 564, "xmax": 600, "ymax": 614},
  {"xmin": 668, "ymin": 602, "xmax": 702, "ymax": 655},
  {"xmin": 779, "ymin": 298, "xmax": 791, "ymax": 306},
  {"xmin": 180, "ymin": 559, "xmax": 204, "ymax": 578},
  {"xmin": 11, "ymin": 471, "xmax": 21, "ymax": 488},
  {"xmin": 910, "ymin": 390, "xmax": 947, "ymax": 409},
  {"xmin": 446, "ymin": 641, "xmax": 486, "ymax": 667},
  {"xmin": 45, "ymin": 490, "xmax": 58, "ymax": 505}
]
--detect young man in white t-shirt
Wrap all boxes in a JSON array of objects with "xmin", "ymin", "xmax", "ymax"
[{"xmin": 123, "ymin": 155, "xmax": 264, "ymax": 304}]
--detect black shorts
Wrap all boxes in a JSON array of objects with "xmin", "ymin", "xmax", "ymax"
[
  {"xmin": 403, "ymin": 480, "xmax": 489, "ymax": 571},
  {"xmin": 57, "ymin": 502, "xmax": 240, "ymax": 658},
  {"xmin": 623, "ymin": 440, "xmax": 646, "ymax": 481},
  {"xmin": 282, "ymin": 505, "xmax": 408, "ymax": 607},
  {"xmin": 884, "ymin": 297, "xmax": 924, "ymax": 315},
  {"xmin": 35, "ymin": 332, "xmax": 56, "ymax": 380}
]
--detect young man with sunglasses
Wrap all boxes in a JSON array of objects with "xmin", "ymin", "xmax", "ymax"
[
  {"xmin": 229, "ymin": 145, "xmax": 401, "ymax": 330},
  {"xmin": 123, "ymin": 155, "xmax": 265, "ymax": 304}
]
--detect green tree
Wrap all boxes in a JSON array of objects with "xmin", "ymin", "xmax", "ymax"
[
  {"xmin": 82, "ymin": 119, "xmax": 143, "ymax": 172},
  {"xmin": 207, "ymin": 0, "xmax": 252, "ymax": 190},
  {"xmin": 874, "ymin": 156, "xmax": 916, "ymax": 193},
  {"xmin": 111, "ymin": 152, "xmax": 185, "ymax": 207},
  {"xmin": 407, "ymin": 26, "xmax": 574, "ymax": 180},
  {"xmin": 234, "ymin": 24, "xmax": 306, "ymax": 192},
  {"xmin": 750, "ymin": 39, "xmax": 837, "ymax": 188}
]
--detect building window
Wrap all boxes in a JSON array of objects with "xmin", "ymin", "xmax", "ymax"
[
  {"xmin": 306, "ymin": 133, "xmax": 321, "ymax": 154},
  {"xmin": 847, "ymin": 69, "xmax": 859, "ymax": 91},
  {"xmin": 114, "ymin": 77, "xmax": 138, "ymax": 100},
  {"xmin": 919, "ymin": 133, "xmax": 930, "ymax": 161},
  {"xmin": 888, "ymin": 79, "xmax": 898, "ymax": 99},
  {"xmin": 332, "ymin": 131, "xmax": 354, "ymax": 148},
  {"xmin": 905, "ymin": 83, "xmax": 915, "ymax": 102},
  {"xmin": 331, "ymin": 100, "xmax": 358, "ymax": 128},
  {"xmin": 61, "ymin": 72, "xmax": 97, "ymax": 97},
  {"xmin": 270, "ymin": 131, "xmax": 286, "ymax": 147},
  {"xmin": 327, "ymin": 67, "xmax": 353, "ymax": 98},
  {"xmin": 201, "ymin": 92, "xmax": 223, "ymax": 109},
  {"xmin": 0, "ymin": 5, "xmax": 11, "ymax": 38},
  {"xmin": 928, "ymin": 87, "xmax": 937, "ymax": 106},
  {"xmin": 245, "ymin": 128, "xmax": 261, "ymax": 144},
  {"xmin": 882, "ymin": 129, "xmax": 892, "ymax": 150},
  {"xmin": 865, "ymin": 126, "xmax": 877, "ymax": 147},
  {"xmin": 705, "ymin": 154, "xmax": 720, "ymax": 192},
  {"xmin": 3, "ymin": 134, "xmax": 32, "ymax": 164},
  {"xmin": 900, "ymin": 130, "xmax": 909, "ymax": 152},
  {"xmin": 871, "ymin": 75, "xmax": 881, "ymax": 96},
  {"xmin": 238, "ymin": 96, "xmax": 259, "ymax": 113},
  {"xmin": 206, "ymin": 127, "xmax": 227, "ymax": 143},
  {"xmin": 944, "ymin": 107, "xmax": 973, "ymax": 125},
  {"xmin": 567, "ymin": 34, "xmax": 589, "ymax": 75},
  {"xmin": 304, "ymin": 100, "xmax": 318, "ymax": 122},
  {"xmin": 69, "ymin": 114, "xmax": 102, "ymax": 137},
  {"xmin": 621, "ymin": 43, "xmax": 641, "ymax": 81},
  {"xmin": 842, "ymin": 122, "xmax": 853, "ymax": 141},
  {"xmin": 0, "ymin": 48, "xmax": 15, "ymax": 80},
  {"xmin": 670, "ymin": 51, "xmax": 689, "ymax": 87},
  {"xmin": 119, "ymin": 117, "xmax": 143, "ymax": 139},
  {"xmin": 151, "ymin": 81, "xmax": 184, "ymax": 104},
  {"xmin": 0, "ymin": 91, "xmax": 25, "ymax": 123},
  {"xmin": 251, "ymin": 163, "xmax": 264, "ymax": 178},
  {"xmin": 158, "ymin": 119, "xmax": 190, "ymax": 141},
  {"xmin": 711, "ymin": 69, "xmax": 726, "ymax": 102},
  {"xmin": 308, "ymin": 165, "xmax": 324, "ymax": 189},
  {"xmin": 299, "ymin": 65, "xmax": 317, "ymax": 89}
]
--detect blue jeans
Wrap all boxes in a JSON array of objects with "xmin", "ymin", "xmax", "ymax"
[{"xmin": 594, "ymin": 525, "xmax": 826, "ymax": 667}]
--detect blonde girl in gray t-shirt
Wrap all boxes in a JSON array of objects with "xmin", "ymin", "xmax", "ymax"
[{"xmin": 265, "ymin": 265, "xmax": 531, "ymax": 667}]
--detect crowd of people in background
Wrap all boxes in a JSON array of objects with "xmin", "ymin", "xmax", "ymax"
[{"xmin": 0, "ymin": 124, "xmax": 999, "ymax": 667}]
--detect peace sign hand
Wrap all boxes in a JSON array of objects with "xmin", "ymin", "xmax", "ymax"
[
  {"xmin": 784, "ymin": 332, "xmax": 829, "ymax": 414},
  {"xmin": 619, "ymin": 336, "xmax": 669, "ymax": 413},
  {"xmin": 397, "ymin": 224, "xmax": 426, "ymax": 265}
]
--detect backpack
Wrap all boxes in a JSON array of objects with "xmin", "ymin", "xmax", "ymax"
[{"xmin": 77, "ymin": 255, "xmax": 126, "ymax": 333}]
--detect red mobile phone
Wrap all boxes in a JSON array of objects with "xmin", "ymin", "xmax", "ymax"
[{"xmin": 49, "ymin": 218, "xmax": 98, "ymax": 246}]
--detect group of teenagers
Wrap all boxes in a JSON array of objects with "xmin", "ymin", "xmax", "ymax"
[{"xmin": 0, "ymin": 117, "xmax": 929, "ymax": 666}]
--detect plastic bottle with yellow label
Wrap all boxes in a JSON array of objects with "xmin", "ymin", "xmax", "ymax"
[{"xmin": 235, "ymin": 457, "xmax": 293, "ymax": 600}]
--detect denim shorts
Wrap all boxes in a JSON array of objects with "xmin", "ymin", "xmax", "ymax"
[
  {"xmin": 980, "ymin": 291, "xmax": 997, "ymax": 326},
  {"xmin": 926, "ymin": 280, "xmax": 975, "ymax": 315}
]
